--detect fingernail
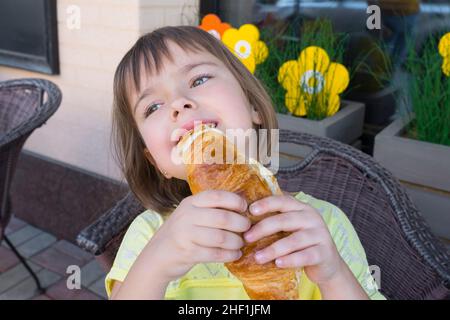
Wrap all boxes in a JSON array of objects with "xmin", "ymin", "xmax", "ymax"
[
  {"xmin": 250, "ymin": 204, "xmax": 260, "ymax": 214},
  {"xmin": 242, "ymin": 199, "xmax": 248, "ymax": 212}
]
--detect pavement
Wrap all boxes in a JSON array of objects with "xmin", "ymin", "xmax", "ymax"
[{"xmin": 0, "ymin": 215, "xmax": 107, "ymax": 300}]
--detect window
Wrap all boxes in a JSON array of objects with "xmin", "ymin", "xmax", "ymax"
[{"xmin": 0, "ymin": 0, "xmax": 59, "ymax": 74}]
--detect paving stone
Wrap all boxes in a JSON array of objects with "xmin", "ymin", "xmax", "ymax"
[
  {"xmin": 5, "ymin": 225, "xmax": 43, "ymax": 247},
  {"xmin": 0, "ymin": 268, "xmax": 61, "ymax": 300},
  {"xmin": 4, "ymin": 216, "xmax": 27, "ymax": 235},
  {"xmin": 88, "ymin": 276, "xmax": 108, "ymax": 299},
  {"xmin": 0, "ymin": 278, "xmax": 39, "ymax": 300},
  {"xmin": 0, "ymin": 262, "xmax": 43, "ymax": 295},
  {"xmin": 31, "ymin": 247, "xmax": 87, "ymax": 276},
  {"xmin": 52, "ymin": 240, "xmax": 94, "ymax": 264},
  {"xmin": 16, "ymin": 232, "xmax": 57, "ymax": 258},
  {"xmin": 0, "ymin": 246, "xmax": 19, "ymax": 272},
  {"xmin": 80, "ymin": 259, "xmax": 106, "ymax": 287},
  {"xmin": 38, "ymin": 268, "xmax": 62, "ymax": 287},
  {"xmin": 46, "ymin": 280, "xmax": 103, "ymax": 300}
]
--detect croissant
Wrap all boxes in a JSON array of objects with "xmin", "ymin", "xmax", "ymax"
[{"xmin": 176, "ymin": 124, "xmax": 301, "ymax": 300}]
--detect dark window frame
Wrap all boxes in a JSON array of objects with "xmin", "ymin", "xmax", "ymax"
[
  {"xmin": 200, "ymin": 0, "xmax": 221, "ymax": 17},
  {"xmin": 0, "ymin": 0, "xmax": 59, "ymax": 75}
]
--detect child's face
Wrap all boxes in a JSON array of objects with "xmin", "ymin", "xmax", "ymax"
[{"xmin": 130, "ymin": 41, "xmax": 262, "ymax": 180}]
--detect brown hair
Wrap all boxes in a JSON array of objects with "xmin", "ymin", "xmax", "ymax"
[{"xmin": 112, "ymin": 25, "xmax": 278, "ymax": 215}]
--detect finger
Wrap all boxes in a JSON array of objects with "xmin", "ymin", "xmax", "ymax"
[
  {"xmin": 194, "ymin": 208, "xmax": 251, "ymax": 232},
  {"xmin": 194, "ymin": 246, "xmax": 242, "ymax": 264},
  {"xmin": 249, "ymin": 195, "xmax": 307, "ymax": 216},
  {"xmin": 192, "ymin": 190, "xmax": 248, "ymax": 213},
  {"xmin": 244, "ymin": 211, "xmax": 316, "ymax": 243},
  {"xmin": 192, "ymin": 226, "xmax": 244, "ymax": 250},
  {"xmin": 253, "ymin": 230, "xmax": 320, "ymax": 264},
  {"xmin": 275, "ymin": 245, "xmax": 324, "ymax": 268}
]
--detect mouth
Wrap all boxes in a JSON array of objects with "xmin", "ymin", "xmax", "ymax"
[{"xmin": 172, "ymin": 121, "xmax": 219, "ymax": 145}]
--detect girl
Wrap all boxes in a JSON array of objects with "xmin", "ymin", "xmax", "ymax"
[{"xmin": 106, "ymin": 26, "xmax": 385, "ymax": 300}]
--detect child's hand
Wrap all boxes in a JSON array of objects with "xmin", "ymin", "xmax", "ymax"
[
  {"xmin": 145, "ymin": 190, "xmax": 251, "ymax": 282},
  {"xmin": 243, "ymin": 194, "xmax": 345, "ymax": 286}
]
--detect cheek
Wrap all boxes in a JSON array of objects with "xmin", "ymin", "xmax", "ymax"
[
  {"xmin": 206, "ymin": 82, "xmax": 253, "ymax": 127},
  {"xmin": 138, "ymin": 121, "xmax": 169, "ymax": 161}
]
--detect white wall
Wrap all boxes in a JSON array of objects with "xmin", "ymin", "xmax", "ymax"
[{"xmin": 0, "ymin": 0, "xmax": 199, "ymax": 181}]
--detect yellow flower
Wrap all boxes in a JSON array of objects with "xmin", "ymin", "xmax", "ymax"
[
  {"xmin": 222, "ymin": 24, "xmax": 269, "ymax": 73},
  {"xmin": 278, "ymin": 46, "xmax": 349, "ymax": 117},
  {"xmin": 438, "ymin": 32, "xmax": 450, "ymax": 77}
]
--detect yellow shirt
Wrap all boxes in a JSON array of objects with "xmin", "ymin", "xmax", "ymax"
[{"xmin": 105, "ymin": 191, "xmax": 386, "ymax": 300}]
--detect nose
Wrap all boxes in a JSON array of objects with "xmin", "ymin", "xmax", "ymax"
[{"xmin": 170, "ymin": 98, "xmax": 196, "ymax": 121}]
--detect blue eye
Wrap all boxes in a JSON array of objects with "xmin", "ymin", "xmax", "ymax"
[
  {"xmin": 191, "ymin": 74, "xmax": 211, "ymax": 88},
  {"xmin": 144, "ymin": 103, "xmax": 162, "ymax": 117},
  {"xmin": 143, "ymin": 74, "xmax": 211, "ymax": 118}
]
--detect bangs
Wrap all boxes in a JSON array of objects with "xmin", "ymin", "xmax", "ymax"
[{"xmin": 117, "ymin": 26, "xmax": 223, "ymax": 97}]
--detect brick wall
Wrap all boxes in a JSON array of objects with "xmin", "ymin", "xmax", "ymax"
[{"xmin": 0, "ymin": 0, "xmax": 199, "ymax": 181}]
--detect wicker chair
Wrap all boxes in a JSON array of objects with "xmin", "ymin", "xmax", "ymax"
[
  {"xmin": 76, "ymin": 130, "xmax": 450, "ymax": 300},
  {"xmin": 0, "ymin": 78, "xmax": 62, "ymax": 294}
]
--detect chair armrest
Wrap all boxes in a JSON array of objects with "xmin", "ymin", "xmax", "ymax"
[{"xmin": 76, "ymin": 191, "xmax": 144, "ymax": 256}]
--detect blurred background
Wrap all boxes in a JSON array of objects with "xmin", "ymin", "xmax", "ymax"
[{"xmin": 0, "ymin": 0, "xmax": 449, "ymax": 300}]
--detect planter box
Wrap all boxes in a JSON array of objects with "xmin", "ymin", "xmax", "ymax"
[
  {"xmin": 347, "ymin": 84, "xmax": 400, "ymax": 155},
  {"xmin": 277, "ymin": 100, "xmax": 365, "ymax": 161},
  {"xmin": 374, "ymin": 117, "xmax": 450, "ymax": 240},
  {"xmin": 277, "ymin": 100, "xmax": 365, "ymax": 143},
  {"xmin": 348, "ymin": 84, "xmax": 399, "ymax": 126}
]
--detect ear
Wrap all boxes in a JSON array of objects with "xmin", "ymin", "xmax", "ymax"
[
  {"xmin": 143, "ymin": 148, "xmax": 172, "ymax": 179},
  {"xmin": 251, "ymin": 105, "xmax": 263, "ymax": 126}
]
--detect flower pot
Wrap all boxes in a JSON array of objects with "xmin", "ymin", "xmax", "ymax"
[
  {"xmin": 277, "ymin": 100, "xmax": 365, "ymax": 162},
  {"xmin": 373, "ymin": 116, "xmax": 450, "ymax": 240},
  {"xmin": 346, "ymin": 84, "xmax": 401, "ymax": 155},
  {"xmin": 348, "ymin": 84, "xmax": 399, "ymax": 126},
  {"xmin": 277, "ymin": 100, "xmax": 365, "ymax": 142}
]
